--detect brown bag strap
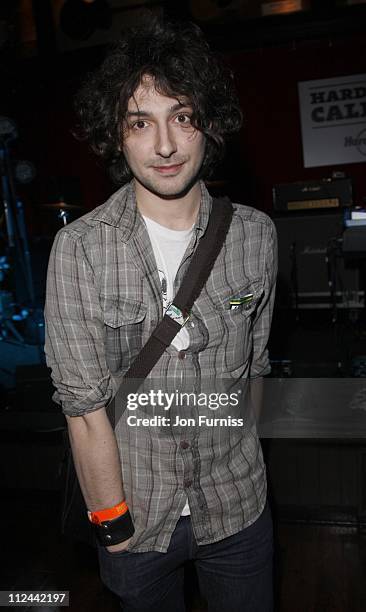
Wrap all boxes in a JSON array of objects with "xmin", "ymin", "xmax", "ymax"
[{"xmin": 123, "ymin": 196, "xmax": 233, "ymax": 383}]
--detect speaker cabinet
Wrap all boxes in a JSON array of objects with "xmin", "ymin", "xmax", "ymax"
[{"xmin": 273, "ymin": 212, "xmax": 362, "ymax": 308}]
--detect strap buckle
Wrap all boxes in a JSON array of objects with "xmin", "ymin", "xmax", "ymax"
[{"xmin": 165, "ymin": 303, "xmax": 190, "ymax": 327}]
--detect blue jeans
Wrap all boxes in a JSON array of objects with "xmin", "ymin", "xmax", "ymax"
[{"xmin": 97, "ymin": 502, "xmax": 273, "ymax": 612}]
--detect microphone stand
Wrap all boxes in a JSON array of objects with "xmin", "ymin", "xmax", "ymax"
[
  {"xmin": 0, "ymin": 134, "xmax": 42, "ymax": 357},
  {"xmin": 290, "ymin": 241, "xmax": 299, "ymax": 321}
]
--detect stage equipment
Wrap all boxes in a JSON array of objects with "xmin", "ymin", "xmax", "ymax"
[
  {"xmin": 42, "ymin": 175, "xmax": 83, "ymax": 227},
  {"xmin": 274, "ymin": 212, "xmax": 362, "ymax": 312},
  {"xmin": 273, "ymin": 177, "xmax": 353, "ymax": 212},
  {"xmin": 343, "ymin": 227, "xmax": 366, "ymax": 252},
  {"xmin": 14, "ymin": 160, "xmax": 36, "ymax": 184},
  {"xmin": 0, "ymin": 116, "xmax": 41, "ymax": 350},
  {"xmin": 42, "ymin": 201, "xmax": 83, "ymax": 226}
]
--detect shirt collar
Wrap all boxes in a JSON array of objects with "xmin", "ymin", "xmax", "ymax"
[
  {"xmin": 92, "ymin": 179, "xmax": 213, "ymax": 242},
  {"xmin": 92, "ymin": 181, "xmax": 138, "ymax": 242},
  {"xmin": 194, "ymin": 181, "xmax": 212, "ymax": 236}
]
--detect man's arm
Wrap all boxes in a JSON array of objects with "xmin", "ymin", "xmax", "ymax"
[
  {"xmin": 249, "ymin": 218, "xmax": 278, "ymax": 422},
  {"xmin": 249, "ymin": 376, "xmax": 263, "ymax": 424},
  {"xmin": 44, "ymin": 229, "xmax": 131, "ymax": 551},
  {"xmin": 67, "ymin": 408, "xmax": 131, "ymax": 552}
]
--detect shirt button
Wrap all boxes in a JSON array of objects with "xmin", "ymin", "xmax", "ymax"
[
  {"xmin": 183, "ymin": 478, "xmax": 192, "ymax": 488},
  {"xmin": 178, "ymin": 350, "xmax": 186, "ymax": 360},
  {"xmin": 190, "ymin": 322, "xmax": 195, "ymax": 328},
  {"xmin": 180, "ymin": 440, "xmax": 190, "ymax": 449}
]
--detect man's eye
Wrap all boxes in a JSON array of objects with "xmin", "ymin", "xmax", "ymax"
[
  {"xmin": 175, "ymin": 113, "xmax": 191, "ymax": 125},
  {"xmin": 133, "ymin": 120, "xmax": 148, "ymax": 130}
]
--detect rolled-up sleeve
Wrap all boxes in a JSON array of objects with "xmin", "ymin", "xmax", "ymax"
[
  {"xmin": 249, "ymin": 219, "xmax": 278, "ymax": 378},
  {"xmin": 44, "ymin": 228, "xmax": 112, "ymax": 416}
]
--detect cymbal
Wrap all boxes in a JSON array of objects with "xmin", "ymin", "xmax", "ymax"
[{"xmin": 41, "ymin": 201, "xmax": 83, "ymax": 210}]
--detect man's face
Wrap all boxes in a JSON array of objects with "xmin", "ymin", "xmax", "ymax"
[{"xmin": 122, "ymin": 76, "xmax": 205, "ymax": 199}]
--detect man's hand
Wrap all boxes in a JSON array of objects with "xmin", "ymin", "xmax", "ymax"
[{"xmin": 106, "ymin": 536, "xmax": 133, "ymax": 553}]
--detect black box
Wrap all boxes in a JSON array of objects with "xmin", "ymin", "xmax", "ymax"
[{"xmin": 273, "ymin": 178, "xmax": 353, "ymax": 212}]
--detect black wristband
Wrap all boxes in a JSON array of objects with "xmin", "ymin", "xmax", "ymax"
[{"xmin": 94, "ymin": 509, "xmax": 135, "ymax": 547}]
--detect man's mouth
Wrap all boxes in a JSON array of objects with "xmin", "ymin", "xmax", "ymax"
[{"xmin": 151, "ymin": 162, "xmax": 185, "ymax": 174}]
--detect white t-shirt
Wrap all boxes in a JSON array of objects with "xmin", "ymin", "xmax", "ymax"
[
  {"xmin": 143, "ymin": 215, "xmax": 193, "ymax": 516},
  {"xmin": 143, "ymin": 215, "xmax": 193, "ymax": 350}
]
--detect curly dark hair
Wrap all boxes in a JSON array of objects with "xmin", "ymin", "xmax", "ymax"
[{"xmin": 75, "ymin": 16, "xmax": 243, "ymax": 184}]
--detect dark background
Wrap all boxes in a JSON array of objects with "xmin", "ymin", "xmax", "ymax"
[
  {"xmin": 2, "ymin": 1, "xmax": 366, "ymax": 225},
  {"xmin": 1, "ymin": 2, "xmax": 366, "ymax": 611}
]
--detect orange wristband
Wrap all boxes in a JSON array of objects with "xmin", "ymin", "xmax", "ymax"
[{"xmin": 87, "ymin": 500, "xmax": 128, "ymax": 525}]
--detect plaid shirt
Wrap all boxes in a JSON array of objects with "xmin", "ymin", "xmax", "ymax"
[{"xmin": 44, "ymin": 181, "xmax": 277, "ymax": 553}]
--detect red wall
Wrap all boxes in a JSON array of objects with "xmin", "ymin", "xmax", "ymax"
[
  {"xmin": 11, "ymin": 30, "xmax": 366, "ymax": 231},
  {"xmin": 226, "ymin": 32, "xmax": 366, "ymax": 212}
]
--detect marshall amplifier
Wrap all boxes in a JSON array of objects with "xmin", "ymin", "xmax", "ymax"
[
  {"xmin": 273, "ymin": 178, "xmax": 353, "ymax": 212},
  {"xmin": 274, "ymin": 213, "xmax": 362, "ymax": 309}
]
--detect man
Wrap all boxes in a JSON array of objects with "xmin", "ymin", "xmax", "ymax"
[{"xmin": 45, "ymin": 16, "xmax": 277, "ymax": 612}]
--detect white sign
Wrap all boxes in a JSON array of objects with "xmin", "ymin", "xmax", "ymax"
[{"xmin": 298, "ymin": 73, "xmax": 366, "ymax": 167}]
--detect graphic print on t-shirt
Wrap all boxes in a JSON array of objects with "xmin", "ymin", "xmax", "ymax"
[{"xmin": 158, "ymin": 268, "xmax": 168, "ymax": 310}]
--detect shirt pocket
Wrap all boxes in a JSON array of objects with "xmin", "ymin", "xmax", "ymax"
[
  {"xmin": 101, "ymin": 296, "xmax": 147, "ymax": 375},
  {"xmin": 210, "ymin": 280, "xmax": 264, "ymax": 372}
]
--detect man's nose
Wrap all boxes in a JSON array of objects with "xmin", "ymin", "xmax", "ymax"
[{"xmin": 155, "ymin": 122, "xmax": 177, "ymax": 158}]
